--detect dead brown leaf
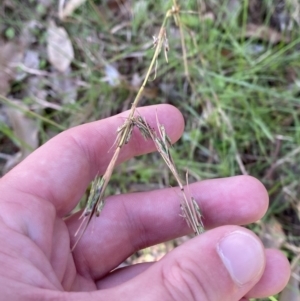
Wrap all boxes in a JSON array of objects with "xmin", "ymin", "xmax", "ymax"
[
  {"xmin": 47, "ymin": 21, "xmax": 74, "ymax": 72},
  {"xmin": 0, "ymin": 39, "xmax": 24, "ymax": 96},
  {"xmin": 3, "ymin": 104, "xmax": 39, "ymax": 173},
  {"xmin": 290, "ymin": 0, "xmax": 300, "ymax": 25},
  {"xmin": 50, "ymin": 68, "xmax": 78, "ymax": 104},
  {"xmin": 59, "ymin": 0, "xmax": 87, "ymax": 20},
  {"xmin": 259, "ymin": 217, "xmax": 286, "ymax": 249},
  {"xmin": 279, "ymin": 255, "xmax": 300, "ymax": 301},
  {"xmin": 2, "ymin": 0, "xmax": 15, "ymax": 9},
  {"xmin": 39, "ymin": 0, "xmax": 54, "ymax": 8},
  {"xmin": 58, "ymin": 0, "xmax": 86, "ymax": 20},
  {"xmin": 245, "ymin": 23, "xmax": 291, "ymax": 43}
]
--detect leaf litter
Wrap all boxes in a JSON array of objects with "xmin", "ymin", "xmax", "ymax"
[
  {"xmin": 46, "ymin": 20, "xmax": 74, "ymax": 73},
  {"xmin": 0, "ymin": 39, "xmax": 24, "ymax": 96},
  {"xmin": 59, "ymin": 0, "xmax": 87, "ymax": 20},
  {"xmin": 2, "ymin": 103, "xmax": 39, "ymax": 173}
]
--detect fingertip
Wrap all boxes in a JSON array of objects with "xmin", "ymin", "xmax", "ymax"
[
  {"xmin": 239, "ymin": 175, "xmax": 269, "ymax": 219},
  {"xmin": 195, "ymin": 175, "xmax": 269, "ymax": 228},
  {"xmin": 246, "ymin": 248, "xmax": 291, "ymax": 298},
  {"xmin": 230, "ymin": 175, "xmax": 269, "ymax": 223}
]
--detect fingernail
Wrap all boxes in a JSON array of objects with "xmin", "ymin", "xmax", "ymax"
[{"xmin": 217, "ymin": 231, "xmax": 265, "ymax": 285}]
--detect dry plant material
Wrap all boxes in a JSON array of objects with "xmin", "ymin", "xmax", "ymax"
[
  {"xmin": 152, "ymin": 27, "xmax": 170, "ymax": 80},
  {"xmin": 72, "ymin": 4, "xmax": 204, "ymax": 250},
  {"xmin": 47, "ymin": 21, "xmax": 74, "ymax": 72},
  {"xmin": 259, "ymin": 217, "xmax": 286, "ymax": 249},
  {"xmin": 59, "ymin": 0, "xmax": 87, "ymax": 20},
  {"xmin": 171, "ymin": 1, "xmax": 190, "ymax": 80},
  {"xmin": 3, "ymin": 104, "xmax": 39, "ymax": 173},
  {"xmin": 136, "ymin": 115, "xmax": 204, "ymax": 235},
  {"xmin": 0, "ymin": 39, "xmax": 24, "ymax": 96},
  {"xmin": 279, "ymin": 255, "xmax": 300, "ymax": 301},
  {"xmin": 244, "ymin": 23, "xmax": 291, "ymax": 44}
]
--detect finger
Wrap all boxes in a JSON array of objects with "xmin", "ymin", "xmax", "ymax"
[
  {"xmin": 98, "ymin": 227, "xmax": 282, "ymax": 301},
  {"xmin": 1, "ymin": 104, "xmax": 184, "ymax": 216},
  {"xmin": 66, "ymin": 227, "xmax": 279, "ymax": 301},
  {"xmin": 66, "ymin": 175, "xmax": 268, "ymax": 279},
  {"xmin": 96, "ymin": 248, "xmax": 290, "ymax": 299},
  {"xmin": 245, "ymin": 249, "xmax": 290, "ymax": 298}
]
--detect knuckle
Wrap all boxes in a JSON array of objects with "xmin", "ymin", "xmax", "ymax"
[{"xmin": 161, "ymin": 255, "xmax": 213, "ymax": 301}]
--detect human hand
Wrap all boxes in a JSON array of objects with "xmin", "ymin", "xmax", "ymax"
[{"xmin": 0, "ymin": 104, "xmax": 290, "ymax": 301}]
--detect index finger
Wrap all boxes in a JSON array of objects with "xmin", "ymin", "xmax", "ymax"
[{"xmin": 1, "ymin": 104, "xmax": 184, "ymax": 216}]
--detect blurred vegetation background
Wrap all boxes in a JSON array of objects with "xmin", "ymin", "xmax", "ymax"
[{"xmin": 1, "ymin": 0, "xmax": 300, "ymax": 300}]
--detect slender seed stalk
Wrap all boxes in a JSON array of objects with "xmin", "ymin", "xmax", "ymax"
[
  {"xmin": 172, "ymin": 0, "xmax": 190, "ymax": 80},
  {"xmin": 72, "ymin": 4, "xmax": 206, "ymax": 250},
  {"xmin": 72, "ymin": 5, "xmax": 179, "ymax": 251}
]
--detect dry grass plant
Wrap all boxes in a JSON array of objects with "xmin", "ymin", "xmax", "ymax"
[{"xmin": 72, "ymin": 3, "xmax": 204, "ymax": 251}]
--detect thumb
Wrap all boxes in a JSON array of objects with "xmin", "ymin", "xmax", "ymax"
[
  {"xmin": 66, "ymin": 226, "xmax": 265, "ymax": 301},
  {"xmin": 115, "ymin": 226, "xmax": 264, "ymax": 301}
]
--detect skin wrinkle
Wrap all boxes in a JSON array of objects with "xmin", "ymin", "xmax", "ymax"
[
  {"xmin": 79, "ymin": 123, "xmax": 122, "ymax": 173},
  {"xmin": 71, "ymin": 274, "xmax": 97, "ymax": 292},
  {"xmin": 67, "ymin": 131, "xmax": 96, "ymax": 178},
  {"xmin": 45, "ymin": 149, "xmax": 88, "ymax": 216},
  {"xmin": 60, "ymin": 254, "xmax": 75, "ymax": 290},
  {"xmin": 95, "ymin": 263, "xmax": 152, "ymax": 289},
  {"xmin": 27, "ymin": 199, "xmax": 56, "ymax": 253},
  {"xmin": 118, "ymin": 194, "xmax": 144, "ymax": 254},
  {"xmin": 0, "ymin": 247, "xmax": 59, "ymax": 291},
  {"xmin": 84, "ymin": 130, "xmax": 111, "ymax": 177},
  {"xmin": 101, "ymin": 207, "xmax": 139, "ymax": 270},
  {"xmin": 181, "ymin": 253, "xmax": 220, "ymax": 301},
  {"xmin": 0, "ymin": 199, "xmax": 29, "ymax": 237},
  {"xmin": 165, "ymin": 227, "xmax": 260, "ymax": 301},
  {"xmin": 72, "ymin": 247, "xmax": 93, "ymax": 281},
  {"xmin": 17, "ymin": 193, "xmax": 56, "ymax": 257},
  {"xmin": 68, "ymin": 217, "xmax": 100, "ymax": 288},
  {"xmin": 161, "ymin": 256, "xmax": 204, "ymax": 301},
  {"xmin": 50, "ymin": 218, "xmax": 69, "ymax": 283},
  {"xmin": 0, "ymin": 208, "xmax": 62, "ymax": 290},
  {"xmin": 123, "ymin": 195, "xmax": 158, "ymax": 252},
  {"xmin": 0, "ymin": 190, "xmax": 55, "ymax": 257},
  {"xmin": 122, "ymin": 190, "xmax": 178, "ymax": 251},
  {"xmin": 70, "ymin": 220, "xmax": 95, "ymax": 279},
  {"xmin": 20, "ymin": 287, "xmax": 66, "ymax": 301}
]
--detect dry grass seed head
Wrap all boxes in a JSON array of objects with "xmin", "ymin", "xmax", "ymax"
[{"xmin": 81, "ymin": 176, "xmax": 105, "ymax": 217}]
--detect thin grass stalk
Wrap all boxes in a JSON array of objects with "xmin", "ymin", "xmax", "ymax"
[
  {"xmin": 172, "ymin": 0, "xmax": 190, "ymax": 81},
  {"xmin": 72, "ymin": 4, "xmax": 178, "ymax": 250}
]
